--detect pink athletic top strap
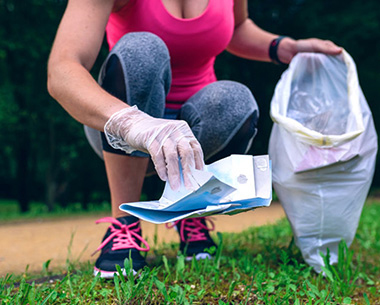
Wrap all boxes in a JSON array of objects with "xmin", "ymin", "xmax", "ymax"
[{"xmin": 106, "ymin": 0, "xmax": 234, "ymax": 108}]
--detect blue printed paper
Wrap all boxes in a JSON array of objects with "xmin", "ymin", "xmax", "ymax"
[{"xmin": 119, "ymin": 155, "xmax": 272, "ymax": 224}]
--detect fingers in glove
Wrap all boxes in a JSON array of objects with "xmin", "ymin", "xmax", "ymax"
[
  {"xmin": 177, "ymin": 138, "xmax": 197, "ymax": 190},
  {"xmin": 163, "ymin": 121, "xmax": 204, "ymax": 171},
  {"xmin": 148, "ymin": 120, "xmax": 203, "ymax": 191},
  {"xmin": 162, "ymin": 139, "xmax": 181, "ymax": 191},
  {"xmin": 190, "ymin": 139, "xmax": 204, "ymax": 170},
  {"xmin": 149, "ymin": 131, "xmax": 182, "ymax": 190},
  {"xmin": 150, "ymin": 140, "xmax": 168, "ymax": 182}
]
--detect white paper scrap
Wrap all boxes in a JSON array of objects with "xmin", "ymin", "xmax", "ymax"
[{"xmin": 119, "ymin": 154, "xmax": 272, "ymax": 223}]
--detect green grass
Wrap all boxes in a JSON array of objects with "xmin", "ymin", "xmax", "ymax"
[
  {"xmin": 0, "ymin": 193, "xmax": 151, "ymax": 222},
  {"xmin": 0, "ymin": 199, "xmax": 112, "ymax": 222},
  {"xmin": 1, "ymin": 200, "xmax": 379, "ymax": 304}
]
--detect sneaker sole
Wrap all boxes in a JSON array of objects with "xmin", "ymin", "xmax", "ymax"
[
  {"xmin": 93, "ymin": 267, "xmax": 137, "ymax": 279},
  {"xmin": 184, "ymin": 253, "xmax": 212, "ymax": 261}
]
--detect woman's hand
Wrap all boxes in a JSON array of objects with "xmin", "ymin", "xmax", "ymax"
[
  {"xmin": 277, "ymin": 37, "xmax": 343, "ymax": 64},
  {"xmin": 104, "ymin": 106, "xmax": 204, "ymax": 191}
]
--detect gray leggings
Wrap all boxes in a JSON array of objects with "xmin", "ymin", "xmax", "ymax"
[{"xmin": 85, "ymin": 32, "xmax": 259, "ymax": 164}]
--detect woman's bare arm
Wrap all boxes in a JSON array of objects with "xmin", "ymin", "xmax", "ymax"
[
  {"xmin": 227, "ymin": 0, "xmax": 342, "ymax": 64},
  {"xmin": 47, "ymin": 0, "xmax": 129, "ymax": 131}
]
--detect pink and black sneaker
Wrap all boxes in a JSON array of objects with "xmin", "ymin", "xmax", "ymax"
[
  {"xmin": 168, "ymin": 217, "xmax": 217, "ymax": 261},
  {"xmin": 93, "ymin": 216, "xmax": 150, "ymax": 278}
]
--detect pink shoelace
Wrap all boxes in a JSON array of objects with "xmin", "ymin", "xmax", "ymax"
[
  {"xmin": 166, "ymin": 217, "xmax": 215, "ymax": 242},
  {"xmin": 92, "ymin": 217, "xmax": 150, "ymax": 256}
]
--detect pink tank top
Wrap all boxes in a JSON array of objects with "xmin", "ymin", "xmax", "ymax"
[{"xmin": 106, "ymin": 0, "xmax": 234, "ymax": 109}]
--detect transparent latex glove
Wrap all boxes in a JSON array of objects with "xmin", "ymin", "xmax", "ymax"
[{"xmin": 104, "ymin": 106, "xmax": 204, "ymax": 190}]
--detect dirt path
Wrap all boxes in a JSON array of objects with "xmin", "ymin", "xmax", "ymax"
[{"xmin": 0, "ymin": 203, "xmax": 285, "ymax": 276}]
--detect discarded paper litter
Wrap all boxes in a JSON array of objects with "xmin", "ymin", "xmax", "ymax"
[{"xmin": 120, "ymin": 154, "xmax": 272, "ymax": 224}]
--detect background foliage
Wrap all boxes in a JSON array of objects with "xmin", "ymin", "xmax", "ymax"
[{"xmin": 0, "ymin": 0, "xmax": 379, "ymax": 212}]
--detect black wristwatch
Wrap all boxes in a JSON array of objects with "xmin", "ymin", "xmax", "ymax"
[{"xmin": 269, "ymin": 36, "xmax": 288, "ymax": 65}]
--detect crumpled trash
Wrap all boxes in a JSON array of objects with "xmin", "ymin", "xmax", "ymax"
[{"xmin": 120, "ymin": 154, "xmax": 272, "ymax": 224}]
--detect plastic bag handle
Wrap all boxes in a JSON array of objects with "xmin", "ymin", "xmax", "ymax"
[{"xmin": 270, "ymin": 50, "xmax": 364, "ymax": 147}]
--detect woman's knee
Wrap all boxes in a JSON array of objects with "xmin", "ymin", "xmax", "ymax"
[
  {"xmin": 179, "ymin": 80, "xmax": 259, "ymax": 160},
  {"xmin": 99, "ymin": 32, "xmax": 171, "ymax": 116},
  {"xmin": 207, "ymin": 81, "xmax": 258, "ymax": 113},
  {"xmin": 182, "ymin": 80, "xmax": 259, "ymax": 130},
  {"xmin": 109, "ymin": 32, "xmax": 171, "ymax": 90},
  {"xmin": 114, "ymin": 32, "xmax": 170, "ymax": 62}
]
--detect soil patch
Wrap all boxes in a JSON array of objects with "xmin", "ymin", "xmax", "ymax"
[{"xmin": 0, "ymin": 203, "xmax": 285, "ymax": 276}]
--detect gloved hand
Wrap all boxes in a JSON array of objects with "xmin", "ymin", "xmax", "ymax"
[{"xmin": 104, "ymin": 106, "xmax": 204, "ymax": 190}]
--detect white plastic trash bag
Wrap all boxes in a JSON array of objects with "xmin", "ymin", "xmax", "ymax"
[{"xmin": 268, "ymin": 50, "xmax": 378, "ymax": 272}]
